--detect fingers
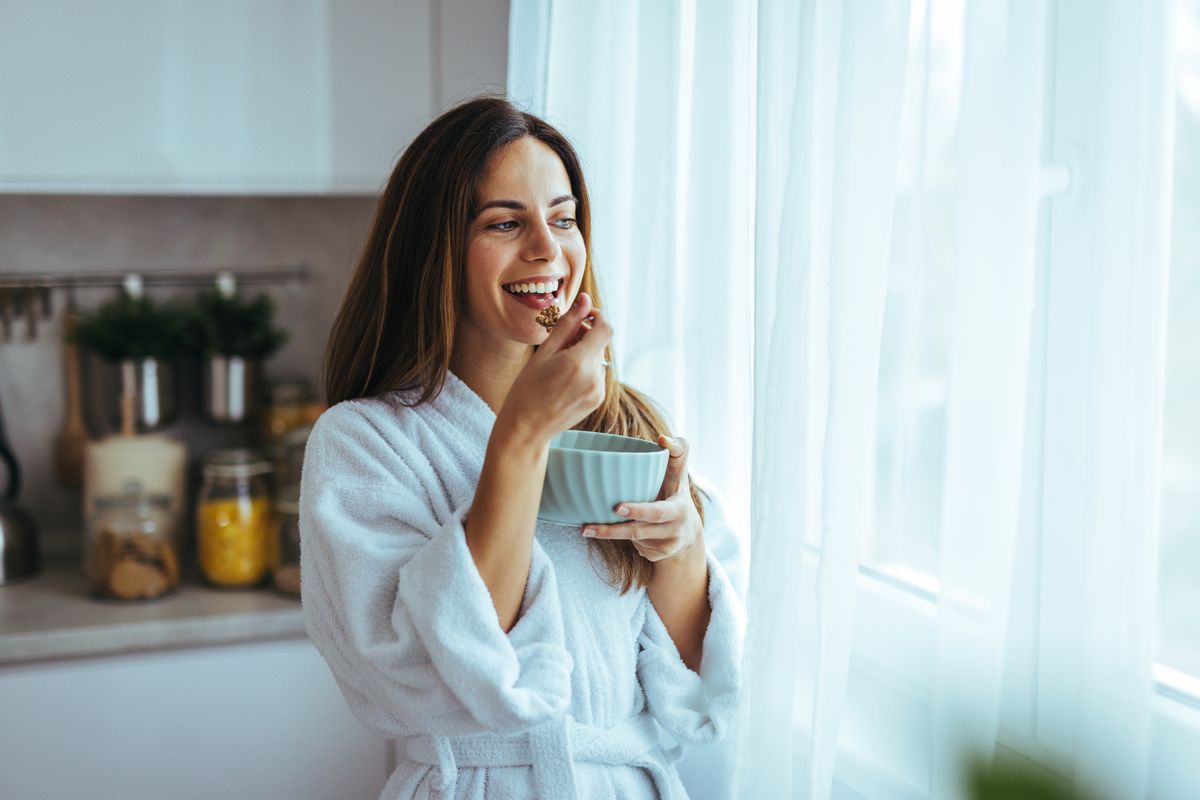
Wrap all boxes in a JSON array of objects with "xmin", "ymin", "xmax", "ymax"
[
  {"xmin": 615, "ymin": 494, "xmax": 685, "ymax": 524},
  {"xmin": 568, "ymin": 305, "xmax": 613, "ymax": 361},
  {"xmin": 581, "ymin": 522, "xmax": 683, "ymax": 561},
  {"xmin": 582, "ymin": 521, "xmax": 665, "ymax": 541},
  {"xmin": 561, "ymin": 314, "xmax": 594, "ymax": 350},
  {"xmin": 617, "ymin": 502, "xmax": 671, "ymax": 524},
  {"xmin": 656, "ymin": 435, "xmax": 689, "ymax": 500},
  {"xmin": 580, "ymin": 494, "xmax": 685, "ymax": 537},
  {"xmin": 540, "ymin": 291, "xmax": 594, "ymax": 354},
  {"xmin": 659, "ymin": 435, "xmax": 689, "ymax": 460}
]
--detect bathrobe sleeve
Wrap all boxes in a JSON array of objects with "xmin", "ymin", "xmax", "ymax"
[
  {"xmin": 299, "ymin": 404, "xmax": 573, "ymax": 739},
  {"xmin": 636, "ymin": 485, "xmax": 745, "ymax": 745}
]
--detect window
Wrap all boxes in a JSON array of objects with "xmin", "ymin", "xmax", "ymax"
[
  {"xmin": 1157, "ymin": 0, "xmax": 1200, "ymax": 680},
  {"xmin": 870, "ymin": 0, "xmax": 1200, "ymax": 687},
  {"xmin": 871, "ymin": 0, "xmax": 964, "ymax": 580}
]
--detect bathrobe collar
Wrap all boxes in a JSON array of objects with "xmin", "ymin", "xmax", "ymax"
[{"xmin": 386, "ymin": 370, "xmax": 499, "ymax": 461}]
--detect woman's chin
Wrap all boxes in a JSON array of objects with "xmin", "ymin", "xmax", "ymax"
[
  {"xmin": 520, "ymin": 329, "xmax": 551, "ymax": 347},
  {"xmin": 500, "ymin": 321, "xmax": 550, "ymax": 347}
]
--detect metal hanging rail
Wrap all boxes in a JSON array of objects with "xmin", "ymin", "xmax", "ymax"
[
  {"xmin": 0, "ymin": 266, "xmax": 309, "ymax": 342},
  {"xmin": 0, "ymin": 266, "xmax": 309, "ymax": 290}
]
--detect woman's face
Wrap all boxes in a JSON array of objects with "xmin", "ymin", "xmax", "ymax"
[{"xmin": 463, "ymin": 136, "xmax": 587, "ymax": 349}]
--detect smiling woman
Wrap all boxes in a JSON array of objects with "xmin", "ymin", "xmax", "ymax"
[
  {"xmin": 456, "ymin": 138, "xmax": 582, "ymax": 350},
  {"xmin": 301, "ymin": 96, "xmax": 745, "ymax": 800}
]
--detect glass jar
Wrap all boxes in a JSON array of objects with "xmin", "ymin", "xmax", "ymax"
[
  {"xmin": 267, "ymin": 423, "xmax": 312, "ymax": 496},
  {"xmin": 85, "ymin": 480, "xmax": 179, "ymax": 601},
  {"xmin": 196, "ymin": 449, "xmax": 274, "ymax": 588},
  {"xmin": 261, "ymin": 378, "xmax": 311, "ymax": 443},
  {"xmin": 272, "ymin": 490, "xmax": 301, "ymax": 597}
]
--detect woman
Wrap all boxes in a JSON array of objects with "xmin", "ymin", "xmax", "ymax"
[{"xmin": 300, "ymin": 96, "xmax": 743, "ymax": 799}]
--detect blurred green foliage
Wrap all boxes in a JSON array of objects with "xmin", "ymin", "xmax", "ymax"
[
  {"xmin": 72, "ymin": 294, "xmax": 187, "ymax": 361},
  {"xmin": 181, "ymin": 290, "xmax": 287, "ymax": 359},
  {"xmin": 969, "ymin": 757, "xmax": 1098, "ymax": 800}
]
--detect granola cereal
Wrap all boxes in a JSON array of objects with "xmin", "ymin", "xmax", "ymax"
[
  {"xmin": 535, "ymin": 304, "xmax": 561, "ymax": 331},
  {"xmin": 88, "ymin": 528, "xmax": 179, "ymax": 600}
]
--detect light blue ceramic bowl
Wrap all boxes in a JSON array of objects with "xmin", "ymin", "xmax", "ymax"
[{"xmin": 538, "ymin": 431, "xmax": 669, "ymax": 525}]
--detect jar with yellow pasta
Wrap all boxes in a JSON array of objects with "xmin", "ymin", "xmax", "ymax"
[{"xmin": 196, "ymin": 449, "xmax": 275, "ymax": 588}]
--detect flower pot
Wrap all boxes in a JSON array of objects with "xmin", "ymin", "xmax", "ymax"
[
  {"xmin": 84, "ymin": 355, "xmax": 178, "ymax": 434},
  {"xmin": 203, "ymin": 355, "xmax": 261, "ymax": 424}
]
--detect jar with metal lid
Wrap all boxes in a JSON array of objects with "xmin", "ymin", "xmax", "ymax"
[
  {"xmin": 272, "ymin": 489, "xmax": 301, "ymax": 597},
  {"xmin": 267, "ymin": 423, "xmax": 312, "ymax": 496},
  {"xmin": 196, "ymin": 449, "xmax": 274, "ymax": 588},
  {"xmin": 85, "ymin": 480, "xmax": 179, "ymax": 601},
  {"xmin": 261, "ymin": 378, "xmax": 311, "ymax": 443}
]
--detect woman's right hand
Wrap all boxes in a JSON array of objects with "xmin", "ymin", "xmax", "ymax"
[{"xmin": 496, "ymin": 291, "xmax": 612, "ymax": 448}]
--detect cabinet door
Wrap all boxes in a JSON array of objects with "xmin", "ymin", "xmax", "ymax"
[
  {"xmin": 0, "ymin": 0, "xmax": 432, "ymax": 194},
  {"xmin": 0, "ymin": 639, "xmax": 388, "ymax": 799}
]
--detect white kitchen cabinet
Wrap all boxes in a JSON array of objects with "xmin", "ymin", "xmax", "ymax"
[
  {"xmin": 0, "ymin": 0, "xmax": 434, "ymax": 194},
  {"xmin": 0, "ymin": 638, "xmax": 388, "ymax": 800}
]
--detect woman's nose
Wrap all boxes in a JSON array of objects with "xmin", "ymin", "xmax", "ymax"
[{"xmin": 521, "ymin": 219, "xmax": 560, "ymax": 262}]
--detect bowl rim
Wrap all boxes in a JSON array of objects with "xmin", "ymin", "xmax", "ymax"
[{"xmin": 549, "ymin": 430, "xmax": 666, "ymax": 455}]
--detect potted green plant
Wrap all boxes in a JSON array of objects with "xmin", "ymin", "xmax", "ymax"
[
  {"xmin": 73, "ymin": 295, "xmax": 186, "ymax": 432},
  {"xmin": 183, "ymin": 290, "xmax": 288, "ymax": 424},
  {"xmin": 968, "ymin": 755, "xmax": 1099, "ymax": 800}
]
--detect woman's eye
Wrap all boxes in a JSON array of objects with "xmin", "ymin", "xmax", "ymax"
[{"xmin": 486, "ymin": 218, "xmax": 574, "ymax": 233}]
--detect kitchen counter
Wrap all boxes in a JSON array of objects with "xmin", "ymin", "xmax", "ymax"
[{"xmin": 0, "ymin": 560, "xmax": 305, "ymax": 665}]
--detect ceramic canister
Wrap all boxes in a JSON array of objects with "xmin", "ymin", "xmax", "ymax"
[{"xmin": 83, "ymin": 434, "xmax": 187, "ymax": 551}]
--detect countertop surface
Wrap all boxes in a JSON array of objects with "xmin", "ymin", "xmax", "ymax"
[{"xmin": 0, "ymin": 560, "xmax": 306, "ymax": 666}]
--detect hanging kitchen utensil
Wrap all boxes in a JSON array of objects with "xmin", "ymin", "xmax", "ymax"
[
  {"xmin": 54, "ymin": 306, "xmax": 89, "ymax": 486},
  {"xmin": 10, "ymin": 286, "xmax": 29, "ymax": 340},
  {"xmin": 0, "ymin": 388, "xmax": 41, "ymax": 584},
  {"xmin": 0, "ymin": 288, "xmax": 12, "ymax": 342},
  {"xmin": 22, "ymin": 286, "xmax": 38, "ymax": 341}
]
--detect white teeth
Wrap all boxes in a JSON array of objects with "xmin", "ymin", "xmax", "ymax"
[{"xmin": 505, "ymin": 278, "xmax": 563, "ymax": 295}]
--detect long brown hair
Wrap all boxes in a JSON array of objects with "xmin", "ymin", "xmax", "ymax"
[{"xmin": 324, "ymin": 95, "xmax": 703, "ymax": 593}]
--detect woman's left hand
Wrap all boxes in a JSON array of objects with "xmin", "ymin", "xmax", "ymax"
[{"xmin": 582, "ymin": 435, "xmax": 702, "ymax": 563}]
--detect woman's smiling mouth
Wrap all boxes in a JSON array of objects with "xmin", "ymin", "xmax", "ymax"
[{"xmin": 502, "ymin": 276, "xmax": 565, "ymax": 310}]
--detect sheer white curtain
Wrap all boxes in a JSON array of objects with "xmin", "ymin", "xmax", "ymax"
[
  {"xmin": 924, "ymin": 2, "xmax": 1045, "ymax": 795},
  {"xmin": 1033, "ymin": 2, "xmax": 1176, "ymax": 797},
  {"xmin": 742, "ymin": 1, "xmax": 910, "ymax": 797},
  {"xmin": 508, "ymin": 1, "xmax": 1179, "ymax": 798},
  {"xmin": 508, "ymin": 0, "xmax": 756, "ymax": 586},
  {"xmin": 509, "ymin": 6, "xmax": 754, "ymax": 789}
]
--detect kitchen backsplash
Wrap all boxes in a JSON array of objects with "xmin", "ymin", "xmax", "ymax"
[{"xmin": 0, "ymin": 194, "xmax": 377, "ymax": 558}]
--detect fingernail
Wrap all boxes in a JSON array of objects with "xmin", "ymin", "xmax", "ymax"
[
  {"xmin": 616, "ymin": 506, "xmax": 630, "ymax": 517},
  {"xmin": 583, "ymin": 528, "xmax": 597, "ymax": 537}
]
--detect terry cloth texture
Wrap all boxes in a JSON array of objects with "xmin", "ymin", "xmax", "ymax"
[{"xmin": 300, "ymin": 372, "xmax": 745, "ymax": 799}]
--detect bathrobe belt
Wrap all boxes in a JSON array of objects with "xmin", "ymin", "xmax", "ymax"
[{"xmin": 405, "ymin": 711, "xmax": 683, "ymax": 799}]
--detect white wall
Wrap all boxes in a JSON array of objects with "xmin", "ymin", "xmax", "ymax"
[{"xmin": 436, "ymin": 0, "xmax": 511, "ymax": 109}]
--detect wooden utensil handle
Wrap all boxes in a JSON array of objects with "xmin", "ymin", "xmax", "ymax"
[{"xmin": 63, "ymin": 311, "xmax": 84, "ymax": 424}]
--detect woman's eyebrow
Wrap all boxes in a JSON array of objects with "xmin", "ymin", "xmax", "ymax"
[{"xmin": 477, "ymin": 194, "xmax": 578, "ymax": 213}]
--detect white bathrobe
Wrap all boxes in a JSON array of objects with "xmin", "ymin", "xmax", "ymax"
[{"xmin": 300, "ymin": 372, "xmax": 744, "ymax": 799}]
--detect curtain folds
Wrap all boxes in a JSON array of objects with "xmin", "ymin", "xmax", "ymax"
[
  {"xmin": 928, "ymin": 2, "xmax": 1045, "ymax": 795},
  {"xmin": 508, "ymin": 1, "xmax": 1179, "ymax": 798},
  {"xmin": 742, "ymin": 2, "xmax": 912, "ymax": 797},
  {"xmin": 509, "ymin": 0, "xmax": 756, "ymax": 568}
]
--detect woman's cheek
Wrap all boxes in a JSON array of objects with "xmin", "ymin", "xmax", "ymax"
[{"xmin": 568, "ymin": 242, "xmax": 587, "ymax": 287}]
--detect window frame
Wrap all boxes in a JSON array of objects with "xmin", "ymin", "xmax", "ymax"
[{"xmin": 834, "ymin": 1, "xmax": 1200, "ymax": 795}]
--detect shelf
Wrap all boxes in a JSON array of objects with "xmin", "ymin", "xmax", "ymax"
[{"xmin": 0, "ymin": 560, "xmax": 305, "ymax": 666}]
